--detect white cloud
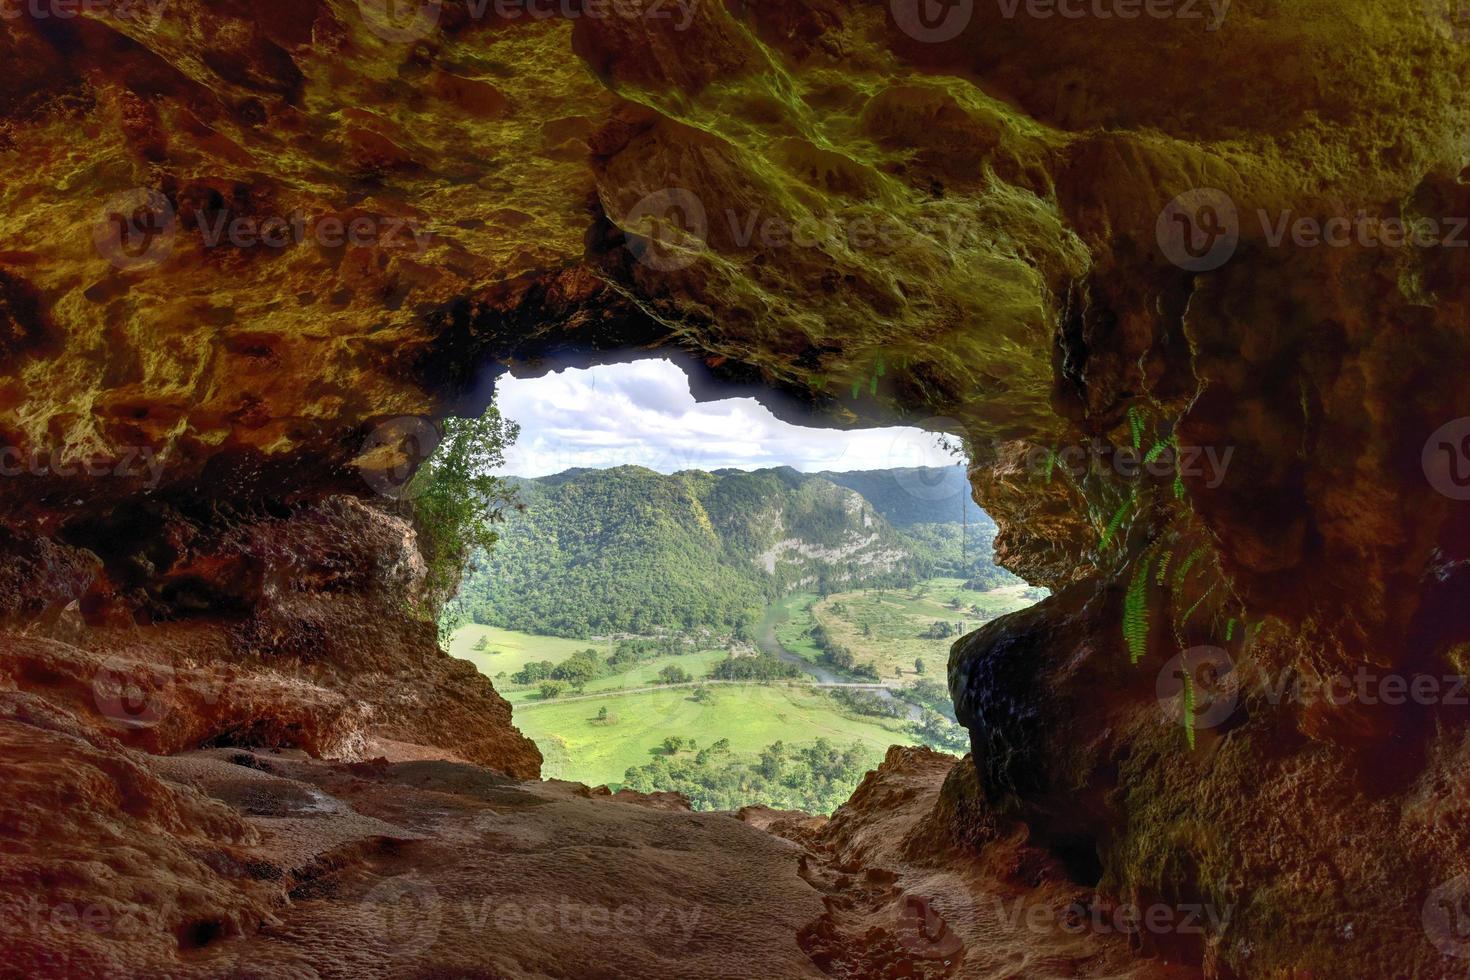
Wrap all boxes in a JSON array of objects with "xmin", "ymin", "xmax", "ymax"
[{"xmin": 494, "ymin": 359, "xmax": 957, "ymax": 477}]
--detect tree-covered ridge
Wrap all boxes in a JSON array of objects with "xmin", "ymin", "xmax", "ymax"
[{"xmin": 454, "ymin": 465, "xmax": 1017, "ymax": 639}]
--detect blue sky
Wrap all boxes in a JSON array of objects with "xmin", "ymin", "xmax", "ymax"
[{"xmin": 495, "ymin": 359, "xmax": 956, "ymax": 478}]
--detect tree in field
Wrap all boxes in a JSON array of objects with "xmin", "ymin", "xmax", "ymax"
[
  {"xmin": 915, "ymin": 658, "xmax": 926, "ymax": 675},
  {"xmin": 473, "ymin": 636, "xmax": 489, "ymax": 651},
  {"xmin": 659, "ymin": 665, "xmax": 693, "ymax": 685},
  {"xmin": 552, "ymin": 650, "xmax": 603, "ymax": 690},
  {"xmin": 538, "ymin": 680, "xmax": 569, "ymax": 700},
  {"xmin": 596, "ymin": 706, "xmax": 609, "ymax": 721},
  {"xmin": 513, "ymin": 660, "xmax": 556, "ymax": 685}
]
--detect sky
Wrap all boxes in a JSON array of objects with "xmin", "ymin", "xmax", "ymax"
[{"xmin": 494, "ymin": 359, "xmax": 957, "ymax": 478}]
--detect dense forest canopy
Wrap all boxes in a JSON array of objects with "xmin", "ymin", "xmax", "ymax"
[{"xmin": 452, "ymin": 465, "xmax": 1019, "ymax": 638}]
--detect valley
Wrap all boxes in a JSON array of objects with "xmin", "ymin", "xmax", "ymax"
[{"xmin": 445, "ymin": 463, "xmax": 1041, "ymax": 812}]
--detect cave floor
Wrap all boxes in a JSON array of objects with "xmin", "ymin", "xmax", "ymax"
[{"xmin": 135, "ymin": 747, "xmax": 1197, "ymax": 980}]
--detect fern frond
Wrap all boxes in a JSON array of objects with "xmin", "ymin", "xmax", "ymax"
[
  {"xmin": 1128, "ymin": 406, "xmax": 1146, "ymax": 449},
  {"xmin": 1099, "ymin": 494, "xmax": 1135, "ymax": 552},
  {"xmin": 1155, "ymin": 550, "xmax": 1173, "ymax": 585},
  {"xmin": 1180, "ymin": 580, "xmax": 1219, "ymax": 629},
  {"xmin": 1124, "ymin": 557, "xmax": 1153, "ymax": 665},
  {"xmin": 1174, "ymin": 545, "xmax": 1207, "ymax": 591},
  {"xmin": 1225, "ymin": 617, "xmax": 1237, "ymax": 643}
]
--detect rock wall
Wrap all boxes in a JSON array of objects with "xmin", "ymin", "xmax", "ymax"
[{"xmin": 3, "ymin": 0, "xmax": 1470, "ymax": 976}]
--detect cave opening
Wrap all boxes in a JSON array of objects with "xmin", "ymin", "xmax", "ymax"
[{"xmin": 432, "ymin": 356, "xmax": 1047, "ymax": 813}]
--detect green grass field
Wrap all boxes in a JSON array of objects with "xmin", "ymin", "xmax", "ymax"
[
  {"xmin": 447, "ymin": 627, "xmax": 733, "ymax": 705},
  {"xmin": 767, "ymin": 592, "xmax": 825, "ymax": 663},
  {"xmin": 812, "ymin": 580, "xmax": 1038, "ymax": 683},
  {"xmin": 512, "ymin": 684, "xmax": 918, "ymax": 787},
  {"xmin": 447, "ymin": 625, "xmax": 612, "ymax": 685}
]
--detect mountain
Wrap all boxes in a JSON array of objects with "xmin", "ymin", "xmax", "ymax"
[
  {"xmin": 453, "ymin": 465, "xmax": 1018, "ymax": 639},
  {"xmin": 817, "ymin": 466, "xmax": 990, "ymax": 528}
]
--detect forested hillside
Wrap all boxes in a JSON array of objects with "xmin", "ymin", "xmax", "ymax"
[{"xmin": 453, "ymin": 465, "xmax": 1018, "ymax": 638}]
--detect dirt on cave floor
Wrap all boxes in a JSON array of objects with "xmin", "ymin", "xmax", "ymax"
[{"xmin": 3, "ymin": 731, "xmax": 1197, "ymax": 980}]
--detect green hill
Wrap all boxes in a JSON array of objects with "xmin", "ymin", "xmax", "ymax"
[{"xmin": 452, "ymin": 465, "xmax": 1018, "ymax": 639}]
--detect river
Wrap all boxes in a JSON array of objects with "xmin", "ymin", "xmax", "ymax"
[{"xmin": 755, "ymin": 600, "xmax": 925, "ymax": 722}]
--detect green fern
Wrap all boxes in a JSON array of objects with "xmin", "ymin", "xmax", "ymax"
[
  {"xmin": 1128, "ymin": 406, "xmax": 1146, "ymax": 449},
  {"xmin": 1173, "ymin": 473, "xmax": 1187, "ymax": 499},
  {"xmin": 1155, "ymin": 549, "xmax": 1173, "ymax": 585},
  {"xmin": 1180, "ymin": 580, "xmax": 1219, "ymax": 629},
  {"xmin": 1174, "ymin": 545, "xmax": 1207, "ymax": 591},
  {"xmin": 1144, "ymin": 438, "xmax": 1170, "ymax": 465},
  {"xmin": 1042, "ymin": 448, "xmax": 1058, "ymax": 485},
  {"xmin": 1225, "ymin": 617, "xmax": 1237, "ymax": 642},
  {"xmin": 1099, "ymin": 494, "xmax": 1135, "ymax": 552},
  {"xmin": 1124, "ymin": 557, "xmax": 1153, "ymax": 665},
  {"xmin": 1181, "ymin": 668, "xmax": 1197, "ymax": 749}
]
